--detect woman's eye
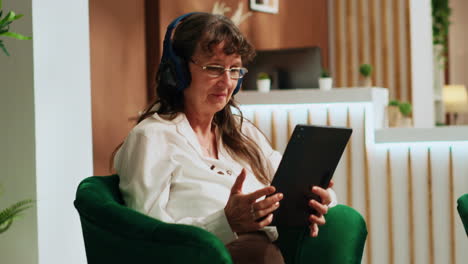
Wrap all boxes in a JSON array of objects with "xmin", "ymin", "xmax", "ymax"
[{"xmin": 205, "ymin": 65, "xmax": 225, "ymax": 75}]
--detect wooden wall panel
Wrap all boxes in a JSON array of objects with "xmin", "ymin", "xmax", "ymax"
[
  {"xmin": 90, "ymin": 0, "xmax": 148, "ymax": 175},
  {"xmin": 329, "ymin": 0, "xmax": 412, "ymax": 102}
]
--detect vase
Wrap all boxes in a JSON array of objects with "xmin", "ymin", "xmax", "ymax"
[
  {"xmin": 319, "ymin": 78, "xmax": 333, "ymax": 91},
  {"xmin": 257, "ymin": 79, "xmax": 271, "ymax": 93},
  {"xmin": 388, "ymin": 106, "xmax": 401, "ymax": 127},
  {"xmin": 359, "ymin": 77, "xmax": 372, "ymax": 87}
]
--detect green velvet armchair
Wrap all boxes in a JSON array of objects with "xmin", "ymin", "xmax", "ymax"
[
  {"xmin": 74, "ymin": 175, "xmax": 367, "ymax": 264},
  {"xmin": 457, "ymin": 194, "xmax": 468, "ymax": 236}
]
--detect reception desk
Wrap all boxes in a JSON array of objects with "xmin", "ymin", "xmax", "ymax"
[{"xmin": 236, "ymin": 88, "xmax": 468, "ymax": 264}]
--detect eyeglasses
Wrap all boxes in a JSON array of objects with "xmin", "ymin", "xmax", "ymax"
[{"xmin": 190, "ymin": 59, "xmax": 248, "ymax": 80}]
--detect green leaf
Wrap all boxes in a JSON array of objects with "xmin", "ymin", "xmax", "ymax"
[
  {"xmin": 1, "ymin": 20, "xmax": 12, "ymax": 28},
  {"xmin": 0, "ymin": 199, "xmax": 35, "ymax": 227},
  {"xmin": 0, "ymin": 11, "xmax": 15, "ymax": 25},
  {"xmin": 1, "ymin": 31, "xmax": 31, "ymax": 40},
  {"xmin": 0, "ymin": 219, "xmax": 13, "ymax": 234},
  {"xmin": 0, "ymin": 40, "xmax": 10, "ymax": 56},
  {"xmin": 13, "ymin": 14, "xmax": 24, "ymax": 21},
  {"xmin": 0, "ymin": 0, "xmax": 3, "ymax": 10}
]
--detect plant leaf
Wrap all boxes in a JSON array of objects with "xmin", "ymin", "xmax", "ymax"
[
  {"xmin": 0, "ymin": 199, "xmax": 35, "ymax": 225},
  {"xmin": 0, "ymin": 11, "xmax": 14, "ymax": 25},
  {"xmin": 0, "ymin": 40, "xmax": 10, "ymax": 56},
  {"xmin": 13, "ymin": 14, "xmax": 24, "ymax": 21},
  {"xmin": 0, "ymin": 219, "xmax": 13, "ymax": 234},
  {"xmin": 0, "ymin": 0, "xmax": 3, "ymax": 10},
  {"xmin": 1, "ymin": 31, "xmax": 32, "ymax": 40}
]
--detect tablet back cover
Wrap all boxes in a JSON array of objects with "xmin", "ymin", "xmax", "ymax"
[{"xmin": 270, "ymin": 125, "xmax": 352, "ymax": 227}]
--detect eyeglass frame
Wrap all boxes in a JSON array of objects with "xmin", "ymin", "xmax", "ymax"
[{"xmin": 190, "ymin": 59, "xmax": 248, "ymax": 80}]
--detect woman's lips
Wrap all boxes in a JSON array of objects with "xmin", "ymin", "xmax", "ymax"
[{"xmin": 212, "ymin": 93, "xmax": 227, "ymax": 98}]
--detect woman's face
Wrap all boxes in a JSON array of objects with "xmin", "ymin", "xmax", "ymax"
[{"xmin": 184, "ymin": 41, "xmax": 242, "ymax": 116}]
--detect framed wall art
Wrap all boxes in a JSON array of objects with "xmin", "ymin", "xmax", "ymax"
[{"xmin": 249, "ymin": 0, "xmax": 279, "ymax": 14}]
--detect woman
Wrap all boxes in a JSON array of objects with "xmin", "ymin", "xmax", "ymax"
[{"xmin": 114, "ymin": 12, "xmax": 336, "ymax": 263}]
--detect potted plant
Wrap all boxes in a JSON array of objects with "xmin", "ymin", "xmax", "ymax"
[
  {"xmin": 319, "ymin": 68, "xmax": 332, "ymax": 91},
  {"xmin": 359, "ymin": 64, "xmax": 373, "ymax": 87},
  {"xmin": 256, "ymin": 72, "xmax": 271, "ymax": 93},
  {"xmin": 432, "ymin": 0, "xmax": 451, "ymax": 68},
  {"xmin": 398, "ymin": 101, "xmax": 413, "ymax": 127},
  {"xmin": 0, "ymin": 0, "xmax": 32, "ymax": 56},
  {"xmin": 387, "ymin": 100, "xmax": 413, "ymax": 127}
]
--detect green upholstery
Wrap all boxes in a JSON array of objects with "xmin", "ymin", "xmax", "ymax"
[
  {"xmin": 457, "ymin": 194, "xmax": 468, "ymax": 236},
  {"xmin": 74, "ymin": 175, "xmax": 232, "ymax": 264},
  {"xmin": 277, "ymin": 205, "xmax": 367, "ymax": 264},
  {"xmin": 74, "ymin": 175, "xmax": 367, "ymax": 264}
]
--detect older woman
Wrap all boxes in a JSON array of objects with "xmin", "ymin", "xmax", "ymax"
[{"xmin": 113, "ymin": 12, "xmax": 336, "ymax": 264}]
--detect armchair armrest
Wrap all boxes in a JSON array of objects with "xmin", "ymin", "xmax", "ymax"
[
  {"xmin": 276, "ymin": 204, "xmax": 367, "ymax": 264},
  {"xmin": 74, "ymin": 176, "xmax": 232, "ymax": 264}
]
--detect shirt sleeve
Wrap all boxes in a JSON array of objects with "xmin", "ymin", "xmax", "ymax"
[{"xmin": 114, "ymin": 127, "xmax": 238, "ymax": 244}]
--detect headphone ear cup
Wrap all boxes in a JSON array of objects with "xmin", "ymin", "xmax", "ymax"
[
  {"xmin": 233, "ymin": 78, "xmax": 243, "ymax": 95},
  {"xmin": 159, "ymin": 61, "xmax": 177, "ymax": 89},
  {"xmin": 173, "ymin": 56, "xmax": 190, "ymax": 91}
]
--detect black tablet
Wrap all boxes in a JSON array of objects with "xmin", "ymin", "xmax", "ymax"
[{"xmin": 269, "ymin": 124, "xmax": 352, "ymax": 227}]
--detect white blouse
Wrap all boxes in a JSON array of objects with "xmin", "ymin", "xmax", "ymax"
[{"xmin": 114, "ymin": 112, "xmax": 336, "ymax": 244}]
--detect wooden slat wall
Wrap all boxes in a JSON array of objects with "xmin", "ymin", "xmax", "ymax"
[
  {"xmin": 240, "ymin": 102, "xmax": 468, "ymax": 264},
  {"xmin": 329, "ymin": 0, "xmax": 412, "ymax": 102}
]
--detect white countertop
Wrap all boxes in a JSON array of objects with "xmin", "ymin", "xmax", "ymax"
[
  {"xmin": 375, "ymin": 126, "xmax": 468, "ymax": 143},
  {"xmin": 236, "ymin": 87, "xmax": 468, "ymax": 144},
  {"xmin": 236, "ymin": 87, "xmax": 388, "ymax": 105}
]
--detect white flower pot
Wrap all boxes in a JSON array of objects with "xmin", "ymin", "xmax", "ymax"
[
  {"xmin": 257, "ymin": 79, "xmax": 271, "ymax": 93},
  {"xmin": 319, "ymin": 78, "xmax": 333, "ymax": 91}
]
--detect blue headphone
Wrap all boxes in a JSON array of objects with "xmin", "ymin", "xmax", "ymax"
[{"xmin": 159, "ymin": 12, "xmax": 243, "ymax": 95}]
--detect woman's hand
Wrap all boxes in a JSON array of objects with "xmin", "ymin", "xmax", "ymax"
[
  {"xmin": 224, "ymin": 169, "xmax": 284, "ymax": 233},
  {"xmin": 308, "ymin": 180, "xmax": 334, "ymax": 237}
]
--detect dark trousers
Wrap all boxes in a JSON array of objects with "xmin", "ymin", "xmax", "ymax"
[{"xmin": 226, "ymin": 232, "xmax": 285, "ymax": 264}]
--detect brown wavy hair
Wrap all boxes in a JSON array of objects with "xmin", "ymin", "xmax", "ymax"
[{"xmin": 113, "ymin": 13, "xmax": 272, "ymax": 184}]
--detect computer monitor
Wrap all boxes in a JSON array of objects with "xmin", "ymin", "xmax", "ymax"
[{"xmin": 242, "ymin": 46, "xmax": 322, "ymax": 91}]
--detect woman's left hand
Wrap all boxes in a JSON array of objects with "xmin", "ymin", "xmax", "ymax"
[{"xmin": 308, "ymin": 180, "xmax": 334, "ymax": 237}]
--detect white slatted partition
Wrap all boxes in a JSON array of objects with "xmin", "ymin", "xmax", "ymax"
[{"xmin": 237, "ymin": 89, "xmax": 468, "ymax": 264}]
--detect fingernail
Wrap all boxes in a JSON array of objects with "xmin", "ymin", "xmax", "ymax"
[
  {"xmin": 278, "ymin": 193, "xmax": 283, "ymax": 199},
  {"xmin": 275, "ymin": 202, "xmax": 279, "ymax": 207}
]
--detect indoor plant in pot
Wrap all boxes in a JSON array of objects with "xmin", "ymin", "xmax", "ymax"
[
  {"xmin": 388, "ymin": 100, "xmax": 413, "ymax": 127},
  {"xmin": 319, "ymin": 68, "xmax": 332, "ymax": 90},
  {"xmin": 257, "ymin": 72, "xmax": 271, "ymax": 93},
  {"xmin": 398, "ymin": 101, "xmax": 413, "ymax": 127},
  {"xmin": 359, "ymin": 64, "xmax": 373, "ymax": 87}
]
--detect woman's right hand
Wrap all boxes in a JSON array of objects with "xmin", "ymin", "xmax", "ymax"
[{"xmin": 224, "ymin": 168, "xmax": 283, "ymax": 233}]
